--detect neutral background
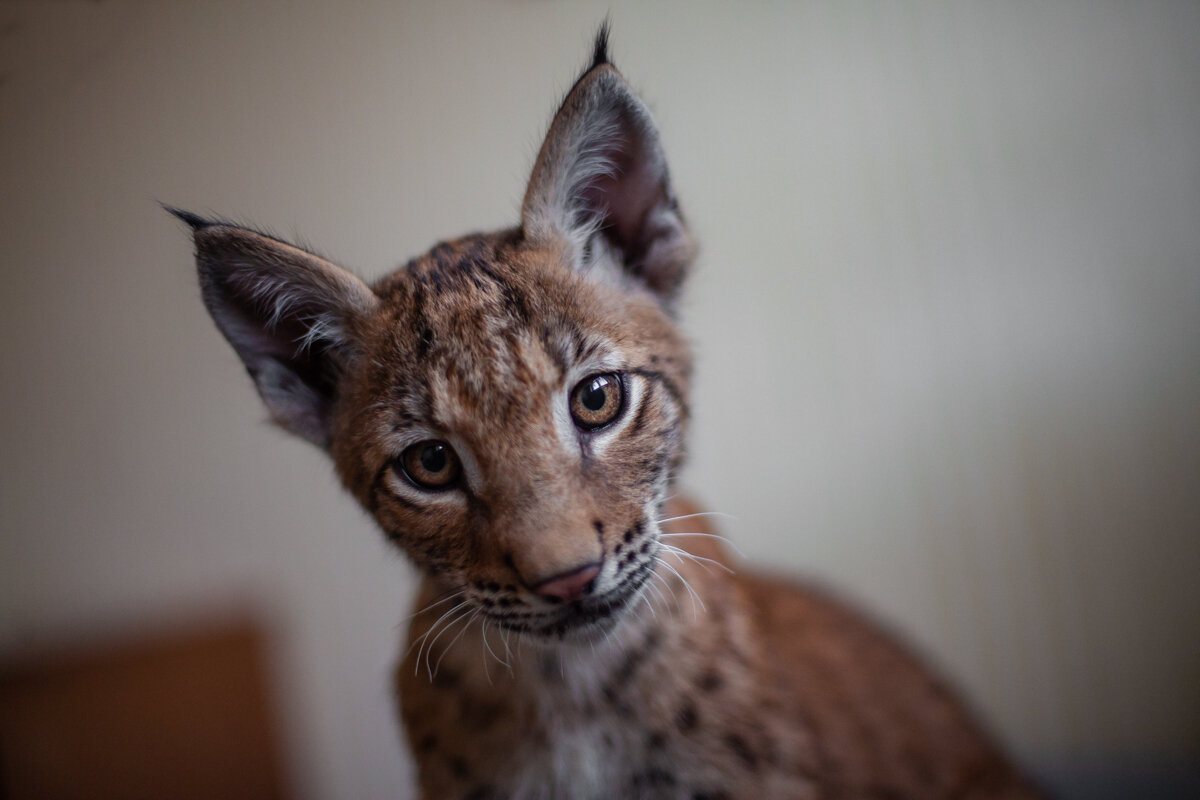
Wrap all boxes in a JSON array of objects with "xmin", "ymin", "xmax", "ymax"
[{"xmin": 2, "ymin": 1, "xmax": 1197, "ymax": 797}]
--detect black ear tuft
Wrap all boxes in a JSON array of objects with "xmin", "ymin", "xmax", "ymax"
[
  {"xmin": 591, "ymin": 21, "xmax": 612, "ymax": 69},
  {"xmin": 162, "ymin": 205, "xmax": 216, "ymax": 231},
  {"xmin": 521, "ymin": 29, "xmax": 695, "ymax": 306}
]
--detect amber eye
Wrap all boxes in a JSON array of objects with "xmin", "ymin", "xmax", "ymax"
[
  {"xmin": 398, "ymin": 440, "xmax": 461, "ymax": 491},
  {"xmin": 569, "ymin": 373, "xmax": 624, "ymax": 431}
]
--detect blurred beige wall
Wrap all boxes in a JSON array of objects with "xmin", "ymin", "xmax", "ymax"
[{"xmin": 2, "ymin": 1, "xmax": 1197, "ymax": 797}]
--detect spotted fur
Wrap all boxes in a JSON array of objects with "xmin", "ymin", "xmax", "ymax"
[{"xmin": 180, "ymin": 26, "xmax": 1046, "ymax": 800}]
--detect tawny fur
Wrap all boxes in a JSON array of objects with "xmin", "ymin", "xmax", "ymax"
[{"xmin": 181, "ymin": 28, "xmax": 1046, "ymax": 800}]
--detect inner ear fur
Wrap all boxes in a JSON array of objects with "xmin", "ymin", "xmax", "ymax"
[
  {"xmin": 521, "ymin": 32, "xmax": 695, "ymax": 304},
  {"xmin": 176, "ymin": 211, "xmax": 379, "ymax": 448}
]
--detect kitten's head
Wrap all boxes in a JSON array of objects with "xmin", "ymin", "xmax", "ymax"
[{"xmin": 178, "ymin": 31, "xmax": 695, "ymax": 641}]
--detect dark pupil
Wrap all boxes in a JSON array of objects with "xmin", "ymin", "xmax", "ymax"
[
  {"xmin": 582, "ymin": 378, "xmax": 609, "ymax": 411},
  {"xmin": 420, "ymin": 444, "xmax": 447, "ymax": 474}
]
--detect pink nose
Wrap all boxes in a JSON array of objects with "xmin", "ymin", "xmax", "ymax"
[{"xmin": 531, "ymin": 563, "xmax": 601, "ymax": 603}]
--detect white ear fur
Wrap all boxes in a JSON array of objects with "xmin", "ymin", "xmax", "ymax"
[
  {"xmin": 521, "ymin": 44, "xmax": 694, "ymax": 304},
  {"xmin": 178, "ymin": 212, "xmax": 378, "ymax": 447}
]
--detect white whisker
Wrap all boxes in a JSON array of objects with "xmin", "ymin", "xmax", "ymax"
[
  {"xmin": 656, "ymin": 557, "xmax": 706, "ymax": 618},
  {"xmin": 423, "ymin": 604, "xmax": 475, "ymax": 681},
  {"xmin": 638, "ymin": 582, "xmax": 659, "ymax": 622},
  {"xmin": 649, "ymin": 561, "xmax": 683, "ymax": 615},
  {"xmin": 657, "ymin": 510, "xmax": 736, "ymax": 524},
  {"xmin": 406, "ymin": 599, "xmax": 469, "ymax": 672},
  {"xmin": 431, "ymin": 608, "xmax": 481, "ymax": 680},
  {"xmin": 481, "ymin": 619, "xmax": 510, "ymax": 672},
  {"xmin": 481, "ymin": 622, "xmax": 492, "ymax": 685},
  {"xmin": 659, "ymin": 542, "xmax": 735, "ymax": 575},
  {"xmin": 500, "ymin": 628, "xmax": 515, "ymax": 672},
  {"xmin": 643, "ymin": 574, "xmax": 669, "ymax": 617},
  {"xmin": 401, "ymin": 588, "xmax": 467, "ymax": 624},
  {"xmin": 480, "ymin": 620, "xmax": 495, "ymax": 685},
  {"xmin": 659, "ymin": 531, "xmax": 746, "ymax": 559}
]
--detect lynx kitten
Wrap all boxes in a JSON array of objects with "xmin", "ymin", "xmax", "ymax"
[{"xmin": 177, "ymin": 28, "xmax": 1044, "ymax": 800}]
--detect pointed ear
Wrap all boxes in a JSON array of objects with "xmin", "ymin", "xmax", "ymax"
[
  {"xmin": 171, "ymin": 209, "xmax": 379, "ymax": 448},
  {"xmin": 521, "ymin": 32, "xmax": 695, "ymax": 304}
]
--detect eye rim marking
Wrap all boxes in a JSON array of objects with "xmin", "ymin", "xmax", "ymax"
[
  {"xmin": 397, "ymin": 439, "xmax": 462, "ymax": 491},
  {"xmin": 569, "ymin": 371, "xmax": 625, "ymax": 431}
]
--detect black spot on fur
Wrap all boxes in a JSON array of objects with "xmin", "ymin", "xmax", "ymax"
[
  {"xmin": 631, "ymin": 768, "xmax": 676, "ymax": 789},
  {"xmin": 498, "ymin": 275, "xmax": 533, "ymax": 326},
  {"xmin": 416, "ymin": 733, "xmax": 438, "ymax": 753},
  {"xmin": 612, "ymin": 630, "xmax": 656, "ymax": 685},
  {"xmin": 698, "ymin": 669, "xmax": 724, "ymax": 693},
  {"xmin": 458, "ymin": 699, "xmax": 505, "ymax": 730},
  {"xmin": 602, "ymin": 683, "xmax": 634, "ymax": 717},
  {"xmin": 449, "ymin": 756, "xmax": 471, "ymax": 780},
  {"xmin": 431, "ymin": 667, "xmax": 461, "ymax": 690},
  {"xmin": 765, "ymin": 740, "xmax": 783, "ymax": 768},
  {"xmin": 646, "ymin": 730, "xmax": 667, "ymax": 750},
  {"xmin": 675, "ymin": 701, "xmax": 698, "ymax": 733},
  {"xmin": 724, "ymin": 733, "xmax": 759, "ymax": 771},
  {"xmin": 417, "ymin": 326, "xmax": 435, "ymax": 359}
]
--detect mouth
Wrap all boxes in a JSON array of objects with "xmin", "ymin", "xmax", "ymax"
[{"xmin": 487, "ymin": 554, "xmax": 657, "ymax": 640}]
